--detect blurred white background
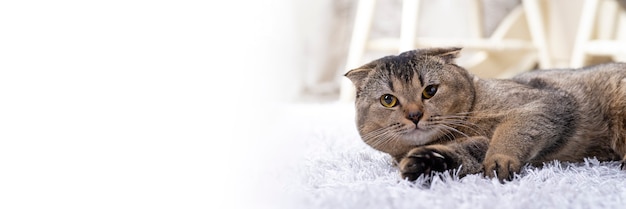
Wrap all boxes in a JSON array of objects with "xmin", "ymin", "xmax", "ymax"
[
  {"xmin": 0, "ymin": 0, "xmax": 297, "ymax": 208},
  {"xmin": 2, "ymin": 0, "xmax": 626, "ymax": 208},
  {"xmin": 264, "ymin": 0, "xmax": 626, "ymax": 102}
]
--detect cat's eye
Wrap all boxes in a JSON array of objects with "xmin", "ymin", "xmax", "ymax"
[
  {"xmin": 380, "ymin": 94, "xmax": 398, "ymax": 108},
  {"xmin": 422, "ymin": 85, "xmax": 438, "ymax": 99}
]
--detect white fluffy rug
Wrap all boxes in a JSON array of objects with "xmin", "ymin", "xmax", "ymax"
[{"xmin": 253, "ymin": 102, "xmax": 626, "ymax": 209}]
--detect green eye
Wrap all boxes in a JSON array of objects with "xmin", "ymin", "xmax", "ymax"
[
  {"xmin": 422, "ymin": 85, "xmax": 438, "ymax": 99},
  {"xmin": 380, "ymin": 94, "xmax": 398, "ymax": 108}
]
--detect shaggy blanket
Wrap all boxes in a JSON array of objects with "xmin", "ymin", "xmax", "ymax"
[{"xmin": 253, "ymin": 102, "xmax": 626, "ymax": 209}]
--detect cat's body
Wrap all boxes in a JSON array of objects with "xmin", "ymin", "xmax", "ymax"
[
  {"xmin": 490, "ymin": 65, "xmax": 626, "ymax": 163},
  {"xmin": 345, "ymin": 48, "xmax": 626, "ymax": 181}
]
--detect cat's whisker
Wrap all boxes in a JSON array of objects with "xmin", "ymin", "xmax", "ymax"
[
  {"xmin": 361, "ymin": 123, "xmax": 406, "ymax": 148},
  {"xmin": 375, "ymin": 132, "xmax": 400, "ymax": 149},
  {"xmin": 362, "ymin": 128, "xmax": 393, "ymax": 144},
  {"xmin": 438, "ymin": 119, "xmax": 487, "ymax": 136},
  {"xmin": 420, "ymin": 120, "xmax": 465, "ymax": 142},
  {"xmin": 369, "ymin": 128, "xmax": 403, "ymax": 149},
  {"xmin": 450, "ymin": 110, "xmax": 510, "ymax": 119},
  {"xmin": 363, "ymin": 125, "xmax": 402, "ymax": 141},
  {"xmin": 434, "ymin": 125, "xmax": 455, "ymax": 142},
  {"xmin": 429, "ymin": 117, "xmax": 488, "ymax": 137},
  {"xmin": 435, "ymin": 123, "xmax": 472, "ymax": 139},
  {"xmin": 434, "ymin": 114, "xmax": 490, "ymax": 120},
  {"xmin": 428, "ymin": 109, "xmax": 509, "ymax": 120}
]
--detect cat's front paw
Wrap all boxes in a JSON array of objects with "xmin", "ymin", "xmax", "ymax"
[
  {"xmin": 399, "ymin": 147, "xmax": 454, "ymax": 181},
  {"xmin": 483, "ymin": 154, "xmax": 521, "ymax": 182}
]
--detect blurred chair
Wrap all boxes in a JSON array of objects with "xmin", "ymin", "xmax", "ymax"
[
  {"xmin": 340, "ymin": 0, "xmax": 551, "ymax": 101},
  {"xmin": 570, "ymin": 0, "xmax": 626, "ymax": 67}
]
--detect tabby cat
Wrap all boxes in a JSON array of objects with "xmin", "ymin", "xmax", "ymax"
[{"xmin": 344, "ymin": 47, "xmax": 626, "ymax": 182}]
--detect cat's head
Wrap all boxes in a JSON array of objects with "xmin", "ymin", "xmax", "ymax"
[{"xmin": 345, "ymin": 47, "xmax": 476, "ymax": 159}]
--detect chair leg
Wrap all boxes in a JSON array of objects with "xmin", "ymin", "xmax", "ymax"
[
  {"xmin": 399, "ymin": 0, "xmax": 420, "ymax": 52},
  {"xmin": 570, "ymin": 0, "xmax": 600, "ymax": 68},
  {"xmin": 340, "ymin": 0, "xmax": 377, "ymax": 102},
  {"xmin": 468, "ymin": 0, "xmax": 484, "ymax": 39},
  {"xmin": 522, "ymin": 0, "xmax": 552, "ymax": 68}
]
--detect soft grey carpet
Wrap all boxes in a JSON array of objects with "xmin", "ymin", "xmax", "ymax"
[{"xmin": 254, "ymin": 102, "xmax": 626, "ymax": 209}]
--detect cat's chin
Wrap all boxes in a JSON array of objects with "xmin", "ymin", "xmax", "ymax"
[{"xmin": 402, "ymin": 126, "xmax": 438, "ymax": 146}]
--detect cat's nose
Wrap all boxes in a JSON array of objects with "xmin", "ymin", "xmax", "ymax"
[{"xmin": 407, "ymin": 111, "xmax": 423, "ymax": 125}]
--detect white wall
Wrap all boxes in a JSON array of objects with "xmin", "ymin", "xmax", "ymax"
[{"xmin": 1, "ymin": 0, "xmax": 304, "ymax": 208}]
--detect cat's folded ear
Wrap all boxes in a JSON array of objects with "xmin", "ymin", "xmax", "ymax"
[
  {"xmin": 344, "ymin": 62, "xmax": 376, "ymax": 87},
  {"xmin": 421, "ymin": 47, "xmax": 462, "ymax": 64}
]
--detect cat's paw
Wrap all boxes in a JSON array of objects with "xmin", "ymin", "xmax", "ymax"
[
  {"xmin": 483, "ymin": 154, "xmax": 521, "ymax": 182},
  {"xmin": 399, "ymin": 147, "xmax": 454, "ymax": 181}
]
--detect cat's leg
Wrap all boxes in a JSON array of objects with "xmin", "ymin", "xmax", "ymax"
[
  {"xmin": 398, "ymin": 136, "xmax": 489, "ymax": 181},
  {"xmin": 482, "ymin": 121, "xmax": 541, "ymax": 182},
  {"xmin": 609, "ymin": 132, "xmax": 626, "ymax": 169},
  {"xmin": 482, "ymin": 132, "xmax": 526, "ymax": 182},
  {"xmin": 610, "ymin": 125, "xmax": 626, "ymax": 169},
  {"xmin": 482, "ymin": 152, "xmax": 523, "ymax": 182},
  {"xmin": 612, "ymin": 78, "xmax": 626, "ymax": 169},
  {"xmin": 617, "ymin": 137, "xmax": 626, "ymax": 169}
]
